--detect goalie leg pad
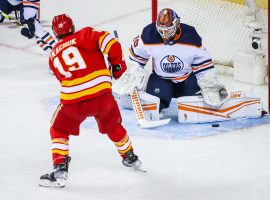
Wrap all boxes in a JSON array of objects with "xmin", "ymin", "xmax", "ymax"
[
  {"xmin": 130, "ymin": 89, "xmax": 171, "ymax": 128},
  {"xmin": 113, "ymin": 92, "xmax": 133, "ymax": 110},
  {"xmin": 137, "ymin": 90, "xmax": 160, "ymax": 121},
  {"xmin": 177, "ymin": 91, "xmax": 262, "ymax": 123}
]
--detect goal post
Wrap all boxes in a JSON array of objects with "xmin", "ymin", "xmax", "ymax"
[
  {"xmin": 268, "ymin": 3, "xmax": 270, "ymax": 112},
  {"xmin": 151, "ymin": 0, "xmax": 269, "ymax": 112},
  {"xmin": 152, "ymin": 0, "xmax": 158, "ymax": 22}
]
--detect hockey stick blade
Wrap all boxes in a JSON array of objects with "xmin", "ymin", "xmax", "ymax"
[{"xmin": 139, "ymin": 118, "xmax": 171, "ymax": 129}]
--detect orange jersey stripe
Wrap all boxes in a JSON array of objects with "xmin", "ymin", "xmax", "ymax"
[
  {"xmin": 23, "ymin": 1, "xmax": 40, "ymax": 6},
  {"xmin": 171, "ymin": 73, "xmax": 190, "ymax": 81},
  {"xmin": 192, "ymin": 61, "xmax": 213, "ymax": 71}
]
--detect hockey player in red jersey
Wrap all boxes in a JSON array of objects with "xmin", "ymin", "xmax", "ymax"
[{"xmin": 39, "ymin": 14, "xmax": 142, "ymax": 188}]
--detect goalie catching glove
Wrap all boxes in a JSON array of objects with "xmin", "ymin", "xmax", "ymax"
[
  {"xmin": 109, "ymin": 63, "xmax": 127, "ymax": 80},
  {"xmin": 112, "ymin": 64, "xmax": 149, "ymax": 95},
  {"xmin": 197, "ymin": 73, "xmax": 229, "ymax": 106}
]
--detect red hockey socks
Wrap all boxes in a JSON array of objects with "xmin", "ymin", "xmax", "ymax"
[
  {"xmin": 107, "ymin": 125, "xmax": 133, "ymax": 158},
  {"xmin": 114, "ymin": 135, "xmax": 133, "ymax": 158},
  {"xmin": 50, "ymin": 127, "xmax": 70, "ymax": 165}
]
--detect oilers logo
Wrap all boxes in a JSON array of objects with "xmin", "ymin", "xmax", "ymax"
[{"xmin": 160, "ymin": 55, "xmax": 184, "ymax": 73}]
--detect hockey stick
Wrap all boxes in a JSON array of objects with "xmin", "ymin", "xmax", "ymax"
[
  {"xmin": 1, "ymin": 11, "xmax": 51, "ymax": 47},
  {"xmin": 1, "ymin": 10, "xmax": 22, "ymax": 26},
  {"xmin": 130, "ymin": 88, "xmax": 171, "ymax": 128}
]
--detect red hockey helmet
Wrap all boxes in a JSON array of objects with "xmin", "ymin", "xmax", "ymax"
[
  {"xmin": 52, "ymin": 14, "xmax": 74, "ymax": 38},
  {"xmin": 156, "ymin": 8, "xmax": 180, "ymax": 40}
]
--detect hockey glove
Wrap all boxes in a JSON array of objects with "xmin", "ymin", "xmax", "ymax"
[
  {"xmin": 20, "ymin": 18, "xmax": 35, "ymax": 39},
  {"xmin": 113, "ymin": 65, "xmax": 149, "ymax": 95},
  {"xmin": 197, "ymin": 73, "xmax": 229, "ymax": 106},
  {"xmin": 109, "ymin": 63, "xmax": 127, "ymax": 80}
]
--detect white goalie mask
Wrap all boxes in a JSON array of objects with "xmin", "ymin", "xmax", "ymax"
[{"xmin": 156, "ymin": 8, "xmax": 180, "ymax": 40}]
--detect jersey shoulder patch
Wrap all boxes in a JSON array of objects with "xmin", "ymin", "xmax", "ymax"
[
  {"xmin": 141, "ymin": 23, "xmax": 163, "ymax": 45},
  {"xmin": 176, "ymin": 23, "xmax": 202, "ymax": 47}
]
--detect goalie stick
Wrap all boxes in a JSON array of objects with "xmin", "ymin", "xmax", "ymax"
[
  {"xmin": 130, "ymin": 88, "xmax": 171, "ymax": 128},
  {"xmin": 113, "ymin": 30, "xmax": 170, "ymax": 128},
  {"xmin": 1, "ymin": 11, "xmax": 52, "ymax": 48}
]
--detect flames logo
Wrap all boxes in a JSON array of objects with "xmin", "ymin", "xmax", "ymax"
[{"xmin": 160, "ymin": 55, "xmax": 184, "ymax": 73}]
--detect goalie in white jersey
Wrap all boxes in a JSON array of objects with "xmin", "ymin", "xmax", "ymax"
[
  {"xmin": 0, "ymin": 0, "xmax": 56, "ymax": 56},
  {"xmin": 114, "ymin": 8, "xmax": 262, "ymax": 127},
  {"xmin": 128, "ymin": 8, "xmax": 228, "ymax": 111}
]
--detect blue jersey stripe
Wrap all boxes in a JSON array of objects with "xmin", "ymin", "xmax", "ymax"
[
  {"xmin": 130, "ymin": 46, "xmax": 148, "ymax": 61},
  {"xmin": 191, "ymin": 59, "xmax": 212, "ymax": 67},
  {"xmin": 23, "ymin": 5, "xmax": 39, "ymax": 10},
  {"xmin": 193, "ymin": 66, "xmax": 214, "ymax": 75},
  {"xmin": 129, "ymin": 56, "xmax": 146, "ymax": 66}
]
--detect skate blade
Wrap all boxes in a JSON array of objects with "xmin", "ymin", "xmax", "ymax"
[
  {"xmin": 132, "ymin": 160, "xmax": 147, "ymax": 173},
  {"xmin": 134, "ymin": 167, "xmax": 147, "ymax": 173},
  {"xmin": 39, "ymin": 179, "xmax": 66, "ymax": 188}
]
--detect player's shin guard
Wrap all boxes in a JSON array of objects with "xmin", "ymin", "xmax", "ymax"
[
  {"xmin": 114, "ymin": 134, "xmax": 133, "ymax": 158},
  {"xmin": 137, "ymin": 90, "xmax": 160, "ymax": 121},
  {"xmin": 114, "ymin": 135, "xmax": 142, "ymax": 169},
  {"xmin": 50, "ymin": 127, "xmax": 70, "ymax": 166},
  {"xmin": 107, "ymin": 125, "xmax": 131, "ymax": 158},
  {"xmin": 107, "ymin": 125, "xmax": 142, "ymax": 169},
  {"xmin": 129, "ymin": 89, "xmax": 160, "ymax": 122},
  {"xmin": 39, "ymin": 128, "xmax": 71, "ymax": 187}
]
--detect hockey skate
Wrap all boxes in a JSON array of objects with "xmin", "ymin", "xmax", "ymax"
[
  {"xmin": 39, "ymin": 156, "xmax": 71, "ymax": 188},
  {"xmin": 122, "ymin": 150, "xmax": 143, "ymax": 170}
]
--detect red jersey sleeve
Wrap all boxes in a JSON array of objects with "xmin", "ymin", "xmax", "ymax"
[{"xmin": 95, "ymin": 31, "xmax": 125, "ymax": 65}]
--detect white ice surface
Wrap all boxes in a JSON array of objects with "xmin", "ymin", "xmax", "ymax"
[{"xmin": 0, "ymin": 1, "xmax": 270, "ymax": 200}]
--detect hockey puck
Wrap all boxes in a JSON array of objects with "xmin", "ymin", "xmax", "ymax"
[{"xmin": 212, "ymin": 123, "xmax": 220, "ymax": 127}]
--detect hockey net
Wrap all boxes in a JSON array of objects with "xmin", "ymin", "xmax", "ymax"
[
  {"xmin": 152, "ymin": 0, "xmax": 269, "ymax": 110},
  {"xmin": 154, "ymin": 0, "xmax": 268, "ymax": 64}
]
